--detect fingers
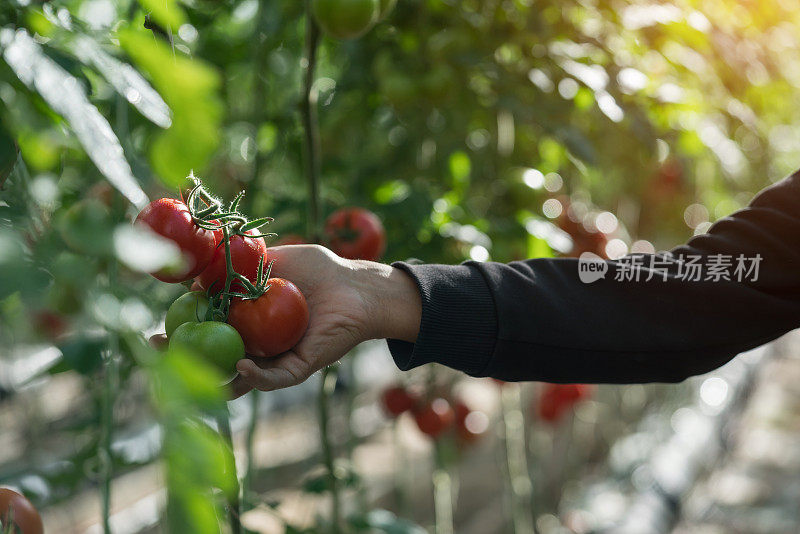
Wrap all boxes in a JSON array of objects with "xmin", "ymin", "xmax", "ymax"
[
  {"xmin": 228, "ymin": 374, "xmax": 254, "ymax": 400},
  {"xmin": 235, "ymin": 352, "xmax": 314, "ymax": 392}
]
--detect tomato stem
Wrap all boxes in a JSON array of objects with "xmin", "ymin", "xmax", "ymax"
[
  {"xmin": 216, "ymin": 408, "xmax": 242, "ymax": 534},
  {"xmin": 500, "ymin": 384, "xmax": 534, "ymax": 534},
  {"xmin": 100, "ymin": 259, "xmax": 120, "ymax": 534},
  {"xmin": 318, "ymin": 366, "xmax": 342, "ymax": 533},
  {"xmin": 243, "ymin": 391, "xmax": 259, "ymax": 516},
  {"xmin": 301, "ymin": 0, "xmax": 322, "ymax": 244},
  {"xmin": 432, "ymin": 440, "xmax": 454, "ymax": 534}
]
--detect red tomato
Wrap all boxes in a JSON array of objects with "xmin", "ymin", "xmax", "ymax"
[
  {"xmin": 197, "ymin": 231, "xmax": 268, "ymax": 294},
  {"xmin": 32, "ymin": 310, "xmax": 67, "ymax": 341},
  {"xmin": 325, "ymin": 208, "xmax": 386, "ymax": 261},
  {"xmin": 453, "ymin": 400, "xmax": 488, "ymax": 443},
  {"xmin": 381, "ymin": 386, "xmax": 418, "ymax": 417},
  {"xmin": 227, "ymin": 278, "xmax": 309, "ymax": 357},
  {"xmin": 536, "ymin": 384, "xmax": 594, "ymax": 423},
  {"xmin": 414, "ymin": 398, "xmax": 455, "ymax": 438},
  {"xmin": 0, "ymin": 488, "xmax": 43, "ymax": 534},
  {"xmin": 135, "ymin": 198, "xmax": 218, "ymax": 283}
]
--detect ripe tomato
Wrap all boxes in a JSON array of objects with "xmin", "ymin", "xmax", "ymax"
[
  {"xmin": 0, "ymin": 488, "xmax": 43, "ymax": 534},
  {"xmin": 165, "ymin": 291, "xmax": 210, "ymax": 338},
  {"xmin": 414, "ymin": 398, "xmax": 455, "ymax": 438},
  {"xmin": 536, "ymin": 384, "xmax": 594, "ymax": 423},
  {"xmin": 135, "ymin": 198, "xmax": 218, "ymax": 283},
  {"xmin": 169, "ymin": 321, "xmax": 245, "ymax": 377},
  {"xmin": 325, "ymin": 207, "xmax": 386, "ymax": 261},
  {"xmin": 196, "ymin": 231, "xmax": 267, "ymax": 294},
  {"xmin": 227, "ymin": 278, "xmax": 309, "ymax": 358},
  {"xmin": 453, "ymin": 401, "xmax": 489, "ymax": 444},
  {"xmin": 312, "ymin": 0, "xmax": 379, "ymax": 40},
  {"xmin": 381, "ymin": 386, "xmax": 418, "ymax": 417}
]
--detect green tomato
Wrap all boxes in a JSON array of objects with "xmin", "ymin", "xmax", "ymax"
[
  {"xmin": 312, "ymin": 0, "xmax": 379, "ymax": 40},
  {"xmin": 165, "ymin": 291, "xmax": 210, "ymax": 338},
  {"xmin": 378, "ymin": 0, "xmax": 397, "ymax": 20},
  {"xmin": 169, "ymin": 321, "xmax": 245, "ymax": 377}
]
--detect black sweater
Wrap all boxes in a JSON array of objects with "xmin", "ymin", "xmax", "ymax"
[{"xmin": 387, "ymin": 170, "xmax": 800, "ymax": 383}]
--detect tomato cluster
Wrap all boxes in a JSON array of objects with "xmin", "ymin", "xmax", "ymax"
[
  {"xmin": 536, "ymin": 384, "xmax": 594, "ymax": 424},
  {"xmin": 380, "ymin": 384, "xmax": 488, "ymax": 444},
  {"xmin": 138, "ymin": 180, "xmax": 309, "ymax": 378}
]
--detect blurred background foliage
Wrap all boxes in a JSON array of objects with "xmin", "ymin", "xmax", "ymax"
[{"xmin": 1, "ymin": 0, "xmax": 800, "ymax": 532}]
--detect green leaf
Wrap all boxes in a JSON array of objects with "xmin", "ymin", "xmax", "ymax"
[
  {"xmin": 58, "ymin": 334, "xmax": 106, "ymax": 375},
  {"xmin": 137, "ymin": 0, "xmax": 186, "ymax": 30},
  {"xmin": 239, "ymin": 216, "xmax": 273, "ymax": 232},
  {"xmin": 448, "ymin": 151, "xmax": 471, "ymax": 189},
  {"xmin": 118, "ymin": 27, "xmax": 222, "ymax": 187},
  {"xmin": 0, "ymin": 29, "xmax": 149, "ymax": 208}
]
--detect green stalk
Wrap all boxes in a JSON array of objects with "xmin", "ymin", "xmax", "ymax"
[
  {"xmin": 300, "ymin": 4, "xmax": 340, "ymax": 530},
  {"xmin": 216, "ymin": 408, "xmax": 242, "ymax": 534},
  {"xmin": 301, "ymin": 0, "xmax": 322, "ymax": 243},
  {"xmin": 432, "ymin": 440, "xmax": 454, "ymax": 534},
  {"xmin": 319, "ymin": 366, "xmax": 342, "ymax": 533},
  {"xmin": 99, "ymin": 257, "xmax": 121, "ymax": 534},
  {"xmin": 501, "ymin": 385, "xmax": 534, "ymax": 534},
  {"xmin": 99, "ymin": 346, "xmax": 117, "ymax": 534},
  {"xmin": 243, "ymin": 390, "xmax": 259, "ymax": 513}
]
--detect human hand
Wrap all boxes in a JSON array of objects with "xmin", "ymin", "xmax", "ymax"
[{"xmin": 229, "ymin": 245, "xmax": 421, "ymax": 397}]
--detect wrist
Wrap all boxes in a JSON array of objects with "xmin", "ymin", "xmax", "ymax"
[{"xmin": 355, "ymin": 262, "xmax": 421, "ymax": 343}]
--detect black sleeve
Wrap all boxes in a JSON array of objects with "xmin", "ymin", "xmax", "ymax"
[{"xmin": 387, "ymin": 170, "xmax": 800, "ymax": 383}]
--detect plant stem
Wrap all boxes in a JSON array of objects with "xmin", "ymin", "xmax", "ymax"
[
  {"xmin": 100, "ymin": 345, "xmax": 117, "ymax": 534},
  {"xmin": 432, "ymin": 440, "xmax": 454, "ymax": 534},
  {"xmin": 217, "ymin": 408, "xmax": 242, "ymax": 534},
  {"xmin": 301, "ymin": 0, "xmax": 322, "ymax": 243},
  {"xmin": 99, "ymin": 258, "xmax": 121, "ymax": 534},
  {"xmin": 501, "ymin": 385, "xmax": 534, "ymax": 534},
  {"xmin": 221, "ymin": 225, "xmax": 236, "ymax": 317},
  {"xmin": 319, "ymin": 366, "xmax": 341, "ymax": 533},
  {"xmin": 301, "ymin": 4, "xmax": 340, "ymax": 530},
  {"xmin": 243, "ymin": 391, "xmax": 259, "ymax": 512}
]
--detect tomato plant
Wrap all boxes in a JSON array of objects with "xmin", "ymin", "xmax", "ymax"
[
  {"xmin": 413, "ymin": 398, "xmax": 455, "ymax": 438},
  {"xmin": 169, "ymin": 321, "xmax": 245, "ymax": 377},
  {"xmin": 165, "ymin": 291, "xmax": 211, "ymax": 338},
  {"xmin": 0, "ymin": 488, "xmax": 43, "ymax": 534},
  {"xmin": 312, "ymin": 0, "xmax": 379, "ymax": 40},
  {"xmin": 197, "ymin": 231, "xmax": 268, "ymax": 294},
  {"xmin": 381, "ymin": 385, "xmax": 418, "ymax": 417},
  {"xmin": 135, "ymin": 198, "xmax": 219, "ymax": 283},
  {"xmin": 453, "ymin": 400, "xmax": 488, "ymax": 444},
  {"xmin": 325, "ymin": 207, "xmax": 386, "ymax": 261},
  {"xmin": 536, "ymin": 384, "xmax": 594, "ymax": 424},
  {"xmin": 227, "ymin": 278, "xmax": 309, "ymax": 358}
]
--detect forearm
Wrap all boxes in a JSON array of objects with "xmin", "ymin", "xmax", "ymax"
[{"xmin": 379, "ymin": 170, "xmax": 800, "ymax": 383}]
